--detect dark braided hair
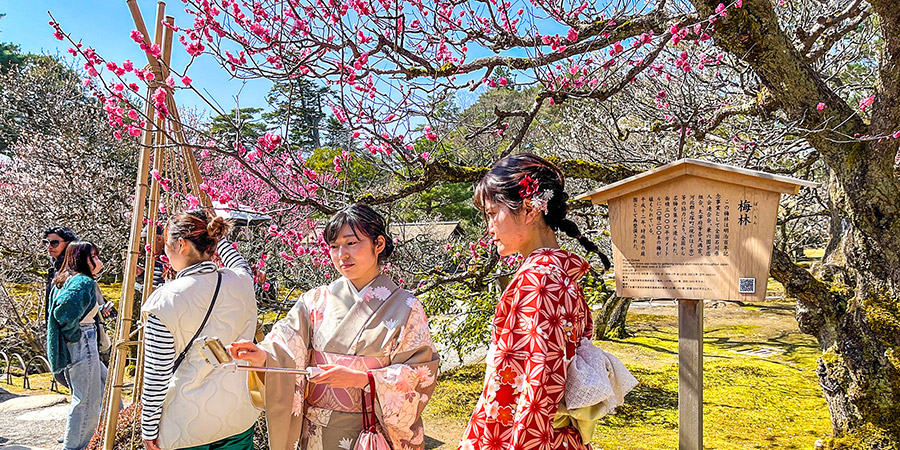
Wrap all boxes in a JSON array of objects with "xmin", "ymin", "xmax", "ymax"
[{"xmin": 474, "ymin": 153, "xmax": 610, "ymax": 269}]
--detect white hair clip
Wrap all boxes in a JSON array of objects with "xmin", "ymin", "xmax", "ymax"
[{"xmin": 530, "ymin": 190, "xmax": 554, "ymax": 214}]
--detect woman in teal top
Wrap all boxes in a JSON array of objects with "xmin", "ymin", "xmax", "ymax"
[{"xmin": 47, "ymin": 241, "xmax": 107, "ymax": 450}]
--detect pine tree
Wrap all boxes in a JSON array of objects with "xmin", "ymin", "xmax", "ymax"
[{"xmin": 262, "ymin": 79, "xmax": 326, "ymax": 152}]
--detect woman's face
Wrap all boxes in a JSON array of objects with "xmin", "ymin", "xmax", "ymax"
[
  {"xmin": 89, "ymin": 250, "xmax": 104, "ymax": 276},
  {"xmin": 484, "ymin": 200, "xmax": 528, "ymax": 257},
  {"xmin": 45, "ymin": 233, "xmax": 68, "ymax": 259},
  {"xmin": 328, "ymin": 224, "xmax": 385, "ymax": 285}
]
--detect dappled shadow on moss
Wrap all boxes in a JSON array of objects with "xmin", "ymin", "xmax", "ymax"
[
  {"xmin": 424, "ymin": 363, "xmax": 486, "ymax": 421},
  {"xmin": 424, "ymin": 434, "xmax": 446, "ymax": 449},
  {"xmin": 439, "ymin": 363, "xmax": 486, "ymax": 383},
  {"xmin": 600, "ymin": 366, "xmax": 678, "ymax": 429},
  {"xmin": 610, "ymin": 337, "xmax": 679, "ymax": 356},
  {"xmin": 740, "ymin": 302, "xmax": 795, "ymax": 313}
]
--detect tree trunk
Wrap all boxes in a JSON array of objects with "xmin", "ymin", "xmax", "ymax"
[
  {"xmin": 593, "ymin": 293, "xmax": 633, "ymax": 340},
  {"xmin": 689, "ymin": 0, "xmax": 900, "ymax": 445},
  {"xmin": 822, "ymin": 171, "xmax": 845, "ymax": 262},
  {"xmin": 771, "ymin": 247, "xmax": 900, "ymax": 447}
]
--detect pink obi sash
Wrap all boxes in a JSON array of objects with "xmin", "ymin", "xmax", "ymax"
[{"xmin": 306, "ymin": 350, "xmax": 390, "ymax": 413}]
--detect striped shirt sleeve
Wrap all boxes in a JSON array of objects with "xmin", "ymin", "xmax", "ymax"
[
  {"xmin": 141, "ymin": 314, "xmax": 175, "ymax": 441},
  {"xmin": 217, "ymin": 239, "xmax": 252, "ymax": 277}
]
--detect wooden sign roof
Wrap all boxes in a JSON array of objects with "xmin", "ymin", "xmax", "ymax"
[{"xmin": 574, "ymin": 159, "xmax": 819, "ymax": 204}]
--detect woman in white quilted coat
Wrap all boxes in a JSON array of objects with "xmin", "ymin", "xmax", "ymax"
[{"xmin": 140, "ymin": 209, "xmax": 259, "ymax": 450}]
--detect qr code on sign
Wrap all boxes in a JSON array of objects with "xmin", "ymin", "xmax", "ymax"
[{"xmin": 739, "ymin": 277, "xmax": 756, "ymax": 294}]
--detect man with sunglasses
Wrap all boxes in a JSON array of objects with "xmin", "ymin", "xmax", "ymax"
[{"xmin": 42, "ymin": 226, "xmax": 79, "ymax": 326}]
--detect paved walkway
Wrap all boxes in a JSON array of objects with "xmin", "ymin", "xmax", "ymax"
[{"xmin": 0, "ymin": 387, "xmax": 68, "ymax": 450}]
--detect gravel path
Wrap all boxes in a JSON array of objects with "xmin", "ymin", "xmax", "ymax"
[{"xmin": 0, "ymin": 387, "xmax": 67, "ymax": 450}]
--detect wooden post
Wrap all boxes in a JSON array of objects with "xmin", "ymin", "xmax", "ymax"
[{"xmin": 678, "ymin": 298, "xmax": 703, "ymax": 450}]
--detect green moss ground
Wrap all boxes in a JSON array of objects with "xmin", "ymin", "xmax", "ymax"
[
  {"xmin": 2, "ymin": 372, "xmax": 69, "ymax": 396},
  {"xmin": 8, "ymin": 282, "xmax": 39, "ymax": 299},
  {"xmin": 804, "ymin": 248, "xmax": 826, "ymax": 259},
  {"xmin": 98, "ymin": 283, "xmax": 123, "ymax": 306},
  {"xmin": 592, "ymin": 322, "xmax": 829, "ymax": 449}
]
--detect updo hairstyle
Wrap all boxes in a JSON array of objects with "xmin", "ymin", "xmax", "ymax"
[{"xmin": 165, "ymin": 208, "xmax": 231, "ymax": 257}]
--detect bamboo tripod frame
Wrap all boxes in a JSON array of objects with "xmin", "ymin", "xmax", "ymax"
[{"xmin": 100, "ymin": 2, "xmax": 210, "ymax": 448}]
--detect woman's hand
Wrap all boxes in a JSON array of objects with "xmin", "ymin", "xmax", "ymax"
[
  {"xmin": 314, "ymin": 364, "xmax": 369, "ymax": 389},
  {"xmin": 227, "ymin": 340, "xmax": 267, "ymax": 367},
  {"xmin": 143, "ymin": 439, "xmax": 160, "ymax": 450},
  {"xmin": 101, "ymin": 302, "xmax": 115, "ymax": 318}
]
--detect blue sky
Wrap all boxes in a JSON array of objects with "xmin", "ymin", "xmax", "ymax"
[{"xmin": 0, "ymin": 0, "xmax": 271, "ymax": 114}]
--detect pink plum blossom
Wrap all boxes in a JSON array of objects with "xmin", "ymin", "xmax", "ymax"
[{"xmin": 860, "ymin": 95, "xmax": 875, "ymax": 112}]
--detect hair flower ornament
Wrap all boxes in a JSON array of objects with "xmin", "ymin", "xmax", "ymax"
[
  {"xmin": 530, "ymin": 190, "xmax": 553, "ymax": 214},
  {"xmin": 518, "ymin": 175, "xmax": 540, "ymax": 199},
  {"xmin": 518, "ymin": 175, "xmax": 553, "ymax": 214}
]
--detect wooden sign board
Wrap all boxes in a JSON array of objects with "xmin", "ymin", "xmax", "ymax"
[{"xmin": 576, "ymin": 159, "xmax": 817, "ymax": 301}]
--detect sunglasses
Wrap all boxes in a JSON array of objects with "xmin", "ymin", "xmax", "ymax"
[{"xmin": 43, "ymin": 239, "xmax": 62, "ymax": 248}]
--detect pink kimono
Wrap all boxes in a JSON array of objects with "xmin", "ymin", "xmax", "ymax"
[{"xmin": 250, "ymin": 274, "xmax": 440, "ymax": 450}]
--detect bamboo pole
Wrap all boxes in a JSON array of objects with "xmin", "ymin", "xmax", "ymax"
[
  {"xmin": 165, "ymin": 95, "xmax": 211, "ymax": 208},
  {"xmin": 159, "ymin": 13, "xmax": 210, "ymax": 208},
  {"xmin": 151, "ymin": 2, "xmax": 166, "ymax": 75},
  {"xmin": 101, "ymin": 84, "xmax": 159, "ymax": 450},
  {"xmin": 133, "ymin": 133, "xmax": 165, "ymax": 402},
  {"xmin": 132, "ymin": 6, "xmax": 175, "ymax": 404},
  {"xmin": 103, "ymin": 2, "xmax": 213, "ymax": 446},
  {"xmin": 158, "ymin": 12, "xmax": 210, "ymax": 208},
  {"xmin": 101, "ymin": 2, "xmax": 167, "ymax": 449},
  {"xmin": 160, "ymin": 15, "xmax": 174, "ymax": 80}
]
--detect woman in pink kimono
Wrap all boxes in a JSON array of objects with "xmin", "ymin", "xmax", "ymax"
[
  {"xmin": 458, "ymin": 153, "xmax": 610, "ymax": 450},
  {"xmin": 228, "ymin": 204, "xmax": 440, "ymax": 450}
]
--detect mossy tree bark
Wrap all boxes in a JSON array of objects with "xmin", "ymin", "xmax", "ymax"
[
  {"xmin": 594, "ymin": 293, "xmax": 633, "ymax": 340},
  {"xmin": 690, "ymin": 0, "xmax": 900, "ymax": 445}
]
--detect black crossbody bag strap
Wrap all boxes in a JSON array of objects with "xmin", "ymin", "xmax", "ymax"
[{"xmin": 172, "ymin": 272, "xmax": 222, "ymax": 373}]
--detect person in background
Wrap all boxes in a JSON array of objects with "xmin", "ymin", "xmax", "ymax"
[
  {"xmin": 136, "ymin": 224, "xmax": 168, "ymax": 294},
  {"xmin": 43, "ymin": 226, "xmax": 78, "ymax": 326},
  {"xmin": 47, "ymin": 241, "xmax": 108, "ymax": 450},
  {"xmin": 251, "ymin": 266, "xmax": 279, "ymax": 306},
  {"xmin": 140, "ymin": 209, "xmax": 259, "ymax": 450}
]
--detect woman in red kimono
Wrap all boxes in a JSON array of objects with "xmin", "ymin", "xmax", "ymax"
[{"xmin": 458, "ymin": 153, "xmax": 610, "ymax": 450}]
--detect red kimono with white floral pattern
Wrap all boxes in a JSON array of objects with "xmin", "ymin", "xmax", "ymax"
[{"xmin": 458, "ymin": 248, "xmax": 593, "ymax": 450}]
